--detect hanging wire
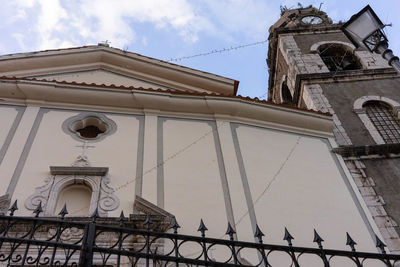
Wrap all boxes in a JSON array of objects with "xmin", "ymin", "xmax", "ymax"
[
  {"xmin": 232, "ymin": 136, "xmax": 302, "ymax": 228},
  {"xmin": 68, "ymin": 92, "xmax": 270, "ymax": 216},
  {"xmin": 167, "ymin": 40, "xmax": 268, "ymax": 62},
  {"xmin": 182, "ymin": 136, "xmax": 302, "ymax": 257}
]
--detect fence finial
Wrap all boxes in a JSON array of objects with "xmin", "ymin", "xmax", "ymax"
[
  {"xmin": 198, "ymin": 219, "xmax": 208, "ymax": 237},
  {"xmin": 58, "ymin": 204, "xmax": 68, "ymax": 219},
  {"xmin": 254, "ymin": 224, "xmax": 265, "ymax": 243},
  {"xmin": 375, "ymin": 234, "xmax": 387, "ymax": 253},
  {"xmin": 33, "ymin": 201, "xmax": 43, "ymax": 217},
  {"xmin": 171, "ymin": 217, "xmax": 181, "ymax": 234},
  {"xmin": 346, "ymin": 232, "xmax": 357, "ymax": 251},
  {"xmin": 313, "ymin": 229, "xmax": 324, "ymax": 249},
  {"xmin": 144, "ymin": 214, "xmax": 153, "ymax": 230},
  {"xmin": 9, "ymin": 200, "xmax": 18, "ymax": 216},
  {"xmin": 119, "ymin": 211, "xmax": 127, "ymax": 226},
  {"xmin": 91, "ymin": 207, "xmax": 99, "ymax": 222},
  {"xmin": 225, "ymin": 222, "xmax": 236, "ymax": 240},
  {"xmin": 284, "ymin": 227, "xmax": 294, "ymax": 246}
]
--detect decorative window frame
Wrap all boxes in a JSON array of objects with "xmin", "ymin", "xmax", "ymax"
[
  {"xmin": 62, "ymin": 112, "xmax": 117, "ymax": 142},
  {"xmin": 353, "ymin": 95, "xmax": 400, "ymax": 144},
  {"xmin": 310, "ymin": 41, "xmax": 356, "ymax": 54},
  {"xmin": 25, "ymin": 175, "xmax": 119, "ymax": 217}
]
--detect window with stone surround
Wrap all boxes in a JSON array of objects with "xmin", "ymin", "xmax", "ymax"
[
  {"xmin": 62, "ymin": 112, "xmax": 117, "ymax": 142},
  {"xmin": 318, "ymin": 44, "xmax": 362, "ymax": 72},
  {"xmin": 364, "ymin": 101, "xmax": 400, "ymax": 143},
  {"xmin": 354, "ymin": 96, "xmax": 400, "ymax": 144}
]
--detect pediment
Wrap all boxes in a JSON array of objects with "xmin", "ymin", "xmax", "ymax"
[
  {"xmin": 34, "ymin": 69, "xmax": 170, "ymax": 90},
  {"xmin": 134, "ymin": 195, "xmax": 174, "ymax": 221},
  {"xmin": 0, "ymin": 45, "xmax": 238, "ymax": 95}
]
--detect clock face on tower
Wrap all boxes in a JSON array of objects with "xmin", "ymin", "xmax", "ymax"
[{"xmin": 301, "ymin": 16, "xmax": 323, "ymax": 24}]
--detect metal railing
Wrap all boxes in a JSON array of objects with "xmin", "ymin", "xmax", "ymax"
[{"xmin": 0, "ymin": 201, "xmax": 400, "ymax": 266}]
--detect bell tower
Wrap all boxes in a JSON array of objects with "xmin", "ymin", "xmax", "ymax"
[{"xmin": 267, "ymin": 5, "xmax": 400, "ymax": 252}]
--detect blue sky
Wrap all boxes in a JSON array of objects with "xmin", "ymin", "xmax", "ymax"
[{"xmin": 1, "ymin": 0, "xmax": 399, "ymax": 99}]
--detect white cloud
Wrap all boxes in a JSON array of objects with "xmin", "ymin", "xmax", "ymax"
[
  {"xmin": 35, "ymin": 0, "xmax": 69, "ymax": 49},
  {"xmin": 3, "ymin": 0, "xmax": 281, "ymax": 51},
  {"xmin": 77, "ymin": 0, "xmax": 213, "ymax": 44},
  {"xmin": 6, "ymin": 0, "xmax": 215, "ymax": 49},
  {"xmin": 200, "ymin": 0, "xmax": 277, "ymax": 41},
  {"xmin": 12, "ymin": 33, "xmax": 27, "ymax": 50}
]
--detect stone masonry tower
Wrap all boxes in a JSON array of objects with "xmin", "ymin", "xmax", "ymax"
[{"xmin": 267, "ymin": 6, "xmax": 400, "ymax": 252}]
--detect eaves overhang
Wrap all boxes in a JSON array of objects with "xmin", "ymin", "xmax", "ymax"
[{"xmin": 0, "ymin": 77, "xmax": 332, "ymax": 138}]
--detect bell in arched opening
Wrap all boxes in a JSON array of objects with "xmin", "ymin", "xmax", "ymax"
[{"xmin": 318, "ymin": 44, "xmax": 362, "ymax": 72}]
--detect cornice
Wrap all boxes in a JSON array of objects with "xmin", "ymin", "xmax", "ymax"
[
  {"xmin": 293, "ymin": 68, "xmax": 399, "ymax": 105},
  {"xmin": 0, "ymin": 78, "xmax": 333, "ymax": 138},
  {"xmin": 0, "ymin": 46, "xmax": 238, "ymax": 96}
]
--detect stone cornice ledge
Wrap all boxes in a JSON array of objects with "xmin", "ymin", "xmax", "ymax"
[
  {"xmin": 0, "ymin": 80, "xmax": 333, "ymax": 139},
  {"xmin": 332, "ymin": 143, "xmax": 400, "ymax": 158},
  {"xmin": 50, "ymin": 166, "xmax": 109, "ymax": 176}
]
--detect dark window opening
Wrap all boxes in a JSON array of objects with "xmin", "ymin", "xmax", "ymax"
[
  {"xmin": 364, "ymin": 101, "xmax": 400, "ymax": 143},
  {"xmin": 318, "ymin": 44, "xmax": 362, "ymax": 72},
  {"xmin": 281, "ymin": 82, "xmax": 293, "ymax": 105},
  {"xmin": 77, "ymin": 125, "xmax": 104, "ymax": 138}
]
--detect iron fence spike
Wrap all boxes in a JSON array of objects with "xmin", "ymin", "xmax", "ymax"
[
  {"xmin": 346, "ymin": 232, "xmax": 357, "ymax": 248},
  {"xmin": 91, "ymin": 207, "xmax": 99, "ymax": 222},
  {"xmin": 9, "ymin": 200, "xmax": 18, "ymax": 216},
  {"xmin": 198, "ymin": 219, "xmax": 208, "ymax": 237},
  {"xmin": 254, "ymin": 224, "xmax": 265, "ymax": 241},
  {"xmin": 225, "ymin": 222, "xmax": 236, "ymax": 239},
  {"xmin": 313, "ymin": 229, "xmax": 324, "ymax": 248},
  {"xmin": 58, "ymin": 203, "xmax": 68, "ymax": 218},
  {"xmin": 375, "ymin": 234, "xmax": 387, "ymax": 252},
  {"xmin": 33, "ymin": 201, "xmax": 43, "ymax": 217},
  {"xmin": 0, "ymin": 215, "xmax": 399, "ymax": 265},
  {"xmin": 119, "ymin": 211, "xmax": 127, "ymax": 221},
  {"xmin": 284, "ymin": 227, "xmax": 294, "ymax": 245},
  {"xmin": 171, "ymin": 217, "xmax": 181, "ymax": 233},
  {"xmin": 144, "ymin": 214, "xmax": 153, "ymax": 230}
]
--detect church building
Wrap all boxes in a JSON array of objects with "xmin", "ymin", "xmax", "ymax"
[{"xmin": 0, "ymin": 5, "xmax": 397, "ymax": 266}]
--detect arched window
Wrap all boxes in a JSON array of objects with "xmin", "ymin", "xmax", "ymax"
[
  {"xmin": 318, "ymin": 44, "xmax": 361, "ymax": 71},
  {"xmin": 354, "ymin": 96, "xmax": 400, "ymax": 144},
  {"xmin": 55, "ymin": 184, "xmax": 92, "ymax": 216},
  {"xmin": 281, "ymin": 82, "xmax": 293, "ymax": 105},
  {"xmin": 363, "ymin": 101, "xmax": 400, "ymax": 143}
]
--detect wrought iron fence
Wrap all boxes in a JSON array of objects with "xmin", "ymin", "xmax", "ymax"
[{"xmin": 0, "ymin": 201, "xmax": 400, "ymax": 266}]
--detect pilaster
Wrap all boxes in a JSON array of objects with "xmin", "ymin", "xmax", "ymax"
[{"xmin": 141, "ymin": 111, "xmax": 159, "ymax": 207}]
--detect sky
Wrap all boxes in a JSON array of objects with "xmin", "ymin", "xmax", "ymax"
[{"xmin": 1, "ymin": 0, "xmax": 399, "ymax": 99}]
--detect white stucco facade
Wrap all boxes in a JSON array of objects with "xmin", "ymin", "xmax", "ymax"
[{"xmin": 0, "ymin": 45, "xmax": 385, "ymax": 265}]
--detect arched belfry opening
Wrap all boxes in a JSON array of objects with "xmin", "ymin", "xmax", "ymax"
[
  {"xmin": 318, "ymin": 44, "xmax": 362, "ymax": 71},
  {"xmin": 281, "ymin": 82, "xmax": 293, "ymax": 105}
]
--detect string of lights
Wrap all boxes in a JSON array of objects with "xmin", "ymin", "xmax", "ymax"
[{"xmin": 167, "ymin": 40, "xmax": 268, "ymax": 62}]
